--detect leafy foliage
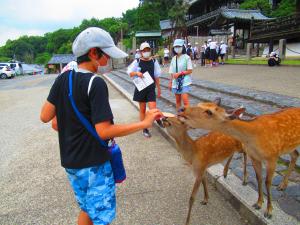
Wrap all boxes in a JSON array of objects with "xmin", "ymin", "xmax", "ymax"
[{"xmin": 240, "ymin": 0, "xmax": 271, "ymax": 16}]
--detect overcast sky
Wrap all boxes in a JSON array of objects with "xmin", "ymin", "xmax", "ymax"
[{"xmin": 0, "ymin": 0, "xmax": 139, "ymax": 46}]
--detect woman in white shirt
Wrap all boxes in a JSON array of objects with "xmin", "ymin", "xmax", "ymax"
[{"xmin": 168, "ymin": 39, "xmax": 193, "ymax": 110}]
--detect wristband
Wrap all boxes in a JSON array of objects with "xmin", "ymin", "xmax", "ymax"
[{"xmin": 180, "ymin": 71, "xmax": 185, "ymax": 76}]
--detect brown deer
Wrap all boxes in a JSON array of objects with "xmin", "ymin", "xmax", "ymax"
[
  {"xmin": 161, "ymin": 114, "xmax": 247, "ymax": 225},
  {"xmin": 178, "ymin": 99, "xmax": 300, "ymax": 218}
]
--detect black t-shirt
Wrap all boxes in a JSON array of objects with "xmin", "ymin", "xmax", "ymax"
[{"xmin": 47, "ymin": 69, "xmax": 113, "ymax": 169}]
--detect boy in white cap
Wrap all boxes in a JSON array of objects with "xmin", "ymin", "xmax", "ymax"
[
  {"xmin": 40, "ymin": 27, "xmax": 162, "ymax": 225},
  {"xmin": 127, "ymin": 42, "xmax": 162, "ymax": 138}
]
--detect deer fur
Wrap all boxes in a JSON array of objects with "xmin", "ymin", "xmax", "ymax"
[
  {"xmin": 162, "ymin": 116, "xmax": 247, "ymax": 225},
  {"xmin": 178, "ymin": 99, "xmax": 300, "ymax": 218}
]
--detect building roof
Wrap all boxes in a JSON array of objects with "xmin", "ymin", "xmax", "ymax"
[
  {"xmin": 48, "ymin": 54, "xmax": 76, "ymax": 64},
  {"xmin": 221, "ymin": 8, "xmax": 270, "ymax": 20},
  {"xmin": 160, "ymin": 19, "xmax": 173, "ymax": 30},
  {"xmin": 187, "ymin": 7, "xmax": 271, "ymax": 27},
  {"xmin": 135, "ymin": 31, "xmax": 162, "ymax": 37}
]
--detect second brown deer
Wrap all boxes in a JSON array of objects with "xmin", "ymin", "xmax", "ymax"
[
  {"xmin": 178, "ymin": 98, "xmax": 300, "ymax": 218},
  {"xmin": 161, "ymin": 115, "xmax": 247, "ymax": 225}
]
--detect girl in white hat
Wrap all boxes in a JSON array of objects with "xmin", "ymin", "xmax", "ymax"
[{"xmin": 168, "ymin": 39, "xmax": 193, "ymax": 110}]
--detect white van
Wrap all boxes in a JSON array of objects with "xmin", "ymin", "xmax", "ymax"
[{"xmin": 0, "ymin": 62, "xmax": 23, "ymax": 75}]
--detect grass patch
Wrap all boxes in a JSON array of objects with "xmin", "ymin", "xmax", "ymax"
[{"xmin": 226, "ymin": 58, "xmax": 300, "ymax": 66}]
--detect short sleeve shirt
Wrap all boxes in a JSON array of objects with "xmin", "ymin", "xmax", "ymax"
[
  {"xmin": 47, "ymin": 69, "xmax": 113, "ymax": 169},
  {"xmin": 169, "ymin": 54, "xmax": 193, "ymax": 88}
]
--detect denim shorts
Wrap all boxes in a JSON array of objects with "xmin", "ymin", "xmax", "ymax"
[
  {"xmin": 65, "ymin": 161, "xmax": 116, "ymax": 225},
  {"xmin": 172, "ymin": 85, "xmax": 191, "ymax": 94}
]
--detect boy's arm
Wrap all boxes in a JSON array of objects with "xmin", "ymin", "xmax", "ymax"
[
  {"xmin": 52, "ymin": 116, "xmax": 58, "ymax": 131},
  {"xmin": 95, "ymin": 109, "xmax": 162, "ymax": 140},
  {"xmin": 40, "ymin": 101, "xmax": 56, "ymax": 123}
]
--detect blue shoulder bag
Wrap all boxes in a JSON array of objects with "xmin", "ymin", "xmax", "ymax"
[{"xmin": 68, "ymin": 70, "xmax": 126, "ymax": 183}]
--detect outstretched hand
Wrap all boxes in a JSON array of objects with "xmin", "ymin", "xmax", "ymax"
[{"xmin": 143, "ymin": 109, "xmax": 163, "ymax": 128}]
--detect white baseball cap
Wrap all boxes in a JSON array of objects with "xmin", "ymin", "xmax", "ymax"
[
  {"xmin": 208, "ymin": 39, "xmax": 212, "ymax": 42},
  {"xmin": 140, "ymin": 42, "xmax": 151, "ymax": 51},
  {"xmin": 72, "ymin": 27, "xmax": 128, "ymax": 58}
]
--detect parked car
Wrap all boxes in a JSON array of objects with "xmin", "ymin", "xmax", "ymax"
[
  {"xmin": 0, "ymin": 66, "xmax": 15, "ymax": 79},
  {"xmin": 0, "ymin": 62, "xmax": 23, "ymax": 75}
]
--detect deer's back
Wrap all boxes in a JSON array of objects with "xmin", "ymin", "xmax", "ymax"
[
  {"xmin": 194, "ymin": 131, "xmax": 243, "ymax": 167},
  {"xmin": 238, "ymin": 107, "xmax": 300, "ymax": 158}
]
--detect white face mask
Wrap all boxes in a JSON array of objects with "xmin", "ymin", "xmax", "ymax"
[
  {"xmin": 174, "ymin": 47, "xmax": 183, "ymax": 54},
  {"xmin": 97, "ymin": 63, "xmax": 111, "ymax": 74},
  {"xmin": 142, "ymin": 52, "xmax": 151, "ymax": 58}
]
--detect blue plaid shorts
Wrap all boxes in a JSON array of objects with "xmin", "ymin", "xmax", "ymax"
[{"xmin": 65, "ymin": 161, "xmax": 116, "ymax": 225}]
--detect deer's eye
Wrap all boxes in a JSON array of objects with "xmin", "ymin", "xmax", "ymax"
[{"xmin": 205, "ymin": 110, "xmax": 213, "ymax": 116}]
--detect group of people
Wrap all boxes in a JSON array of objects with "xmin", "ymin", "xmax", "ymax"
[
  {"xmin": 40, "ymin": 27, "xmax": 193, "ymax": 225},
  {"xmin": 199, "ymin": 39, "xmax": 228, "ymax": 67},
  {"xmin": 128, "ymin": 39, "xmax": 193, "ymax": 138}
]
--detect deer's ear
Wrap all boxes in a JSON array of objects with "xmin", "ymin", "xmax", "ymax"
[
  {"xmin": 226, "ymin": 107, "xmax": 246, "ymax": 120},
  {"xmin": 213, "ymin": 97, "xmax": 221, "ymax": 106}
]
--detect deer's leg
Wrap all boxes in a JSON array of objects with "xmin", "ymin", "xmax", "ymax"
[
  {"xmin": 242, "ymin": 152, "xmax": 248, "ymax": 185},
  {"xmin": 185, "ymin": 173, "xmax": 203, "ymax": 225},
  {"xmin": 264, "ymin": 158, "xmax": 277, "ymax": 218},
  {"xmin": 278, "ymin": 150, "xmax": 299, "ymax": 191},
  {"xmin": 201, "ymin": 173, "xmax": 209, "ymax": 205},
  {"xmin": 223, "ymin": 154, "xmax": 233, "ymax": 178},
  {"xmin": 251, "ymin": 157, "xmax": 263, "ymax": 210}
]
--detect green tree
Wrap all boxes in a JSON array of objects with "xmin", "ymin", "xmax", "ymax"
[
  {"xmin": 271, "ymin": 0, "xmax": 296, "ymax": 17},
  {"xmin": 135, "ymin": 2, "xmax": 160, "ymax": 31},
  {"xmin": 168, "ymin": 0, "xmax": 189, "ymax": 39},
  {"xmin": 240, "ymin": 0, "xmax": 272, "ymax": 16},
  {"xmin": 34, "ymin": 52, "xmax": 51, "ymax": 65}
]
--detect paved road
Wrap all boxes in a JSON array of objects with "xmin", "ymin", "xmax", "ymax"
[
  {"xmin": 0, "ymin": 75, "xmax": 246, "ymax": 225},
  {"xmin": 162, "ymin": 64, "xmax": 300, "ymax": 98}
]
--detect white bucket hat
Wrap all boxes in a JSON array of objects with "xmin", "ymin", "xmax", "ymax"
[
  {"xmin": 140, "ymin": 42, "xmax": 151, "ymax": 51},
  {"xmin": 173, "ymin": 39, "xmax": 185, "ymax": 47},
  {"xmin": 72, "ymin": 27, "xmax": 128, "ymax": 58}
]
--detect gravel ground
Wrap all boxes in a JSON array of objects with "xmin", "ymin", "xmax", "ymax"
[{"xmin": 0, "ymin": 75, "xmax": 247, "ymax": 225}]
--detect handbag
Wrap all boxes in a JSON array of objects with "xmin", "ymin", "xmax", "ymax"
[
  {"xmin": 68, "ymin": 70, "xmax": 126, "ymax": 183},
  {"xmin": 175, "ymin": 56, "xmax": 184, "ymax": 92}
]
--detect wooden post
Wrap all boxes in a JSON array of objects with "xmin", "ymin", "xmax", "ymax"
[
  {"xmin": 279, "ymin": 39, "xmax": 286, "ymax": 60},
  {"xmin": 268, "ymin": 40, "xmax": 274, "ymax": 54},
  {"xmin": 246, "ymin": 43, "xmax": 252, "ymax": 60}
]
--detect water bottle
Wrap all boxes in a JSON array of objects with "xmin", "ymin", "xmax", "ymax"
[{"xmin": 109, "ymin": 143, "xmax": 126, "ymax": 183}]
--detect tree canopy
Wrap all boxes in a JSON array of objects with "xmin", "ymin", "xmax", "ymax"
[{"xmin": 0, "ymin": 0, "xmax": 296, "ymax": 65}]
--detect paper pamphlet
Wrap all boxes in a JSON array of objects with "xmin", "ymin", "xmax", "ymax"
[{"xmin": 132, "ymin": 71, "xmax": 154, "ymax": 91}]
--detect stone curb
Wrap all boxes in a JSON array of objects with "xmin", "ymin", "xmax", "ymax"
[{"xmin": 103, "ymin": 73, "xmax": 299, "ymax": 225}]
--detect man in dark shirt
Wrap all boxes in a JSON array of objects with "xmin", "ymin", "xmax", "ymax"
[{"xmin": 40, "ymin": 27, "xmax": 162, "ymax": 225}]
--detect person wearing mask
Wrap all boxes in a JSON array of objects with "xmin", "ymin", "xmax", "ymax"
[
  {"xmin": 186, "ymin": 43, "xmax": 193, "ymax": 59},
  {"xmin": 205, "ymin": 39, "xmax": 211, "ymax": 67},
  {"xmin": 200, "ymin": 41, "xmax": 207, "ymax": 66},
  {"xmin": 127, "ymin": 42, "xmax": 162, "ymax": 138},
  {"xmin": 219, "ymin": 41, "xmax": 228, "ymax": 65},
  {"xmin": 208, "ymin": 39, "xmax": 217, "ymax": 67},
  {"xmin": 40, "ymin": 27, "xmax": 162, "ymax": 225},
  {"xmin": 163, "ymin": 46, "xmax": 170, "ymax": 66},
  {"xmin": 135, "ymin": 49, "xmax": 141, "ymax": 60},
  {"xmin": 168, "ymin": 39, "xmax": 193, "ymax": 110}
]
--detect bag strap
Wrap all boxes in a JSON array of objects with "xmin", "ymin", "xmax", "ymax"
[
  {"xmin": 68, "ymin": 70, "xmax": 108, "ymax": 148},
  {"xmin": 175, "ymin": 56, "xmax": 178, "ymax": 73},
  {"xmin": 87, "ymin": 75, "xmax": 98, "ymax": 96}
]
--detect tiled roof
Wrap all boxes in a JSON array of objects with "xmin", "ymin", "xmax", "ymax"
[
  {"xmin": 135, "ymin": 31, "xmax": 161, "ymax": 37},
  {"xmin": 48, "ymin": 54, "xmax": 76, "ymax": 64},
  {"xmin": 221, "ymin": 8, "xmax": 270, "ymax": 20},
  {"xmin": 160, "ymin": 19, "xmax": 173, "ymax": 30}
]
